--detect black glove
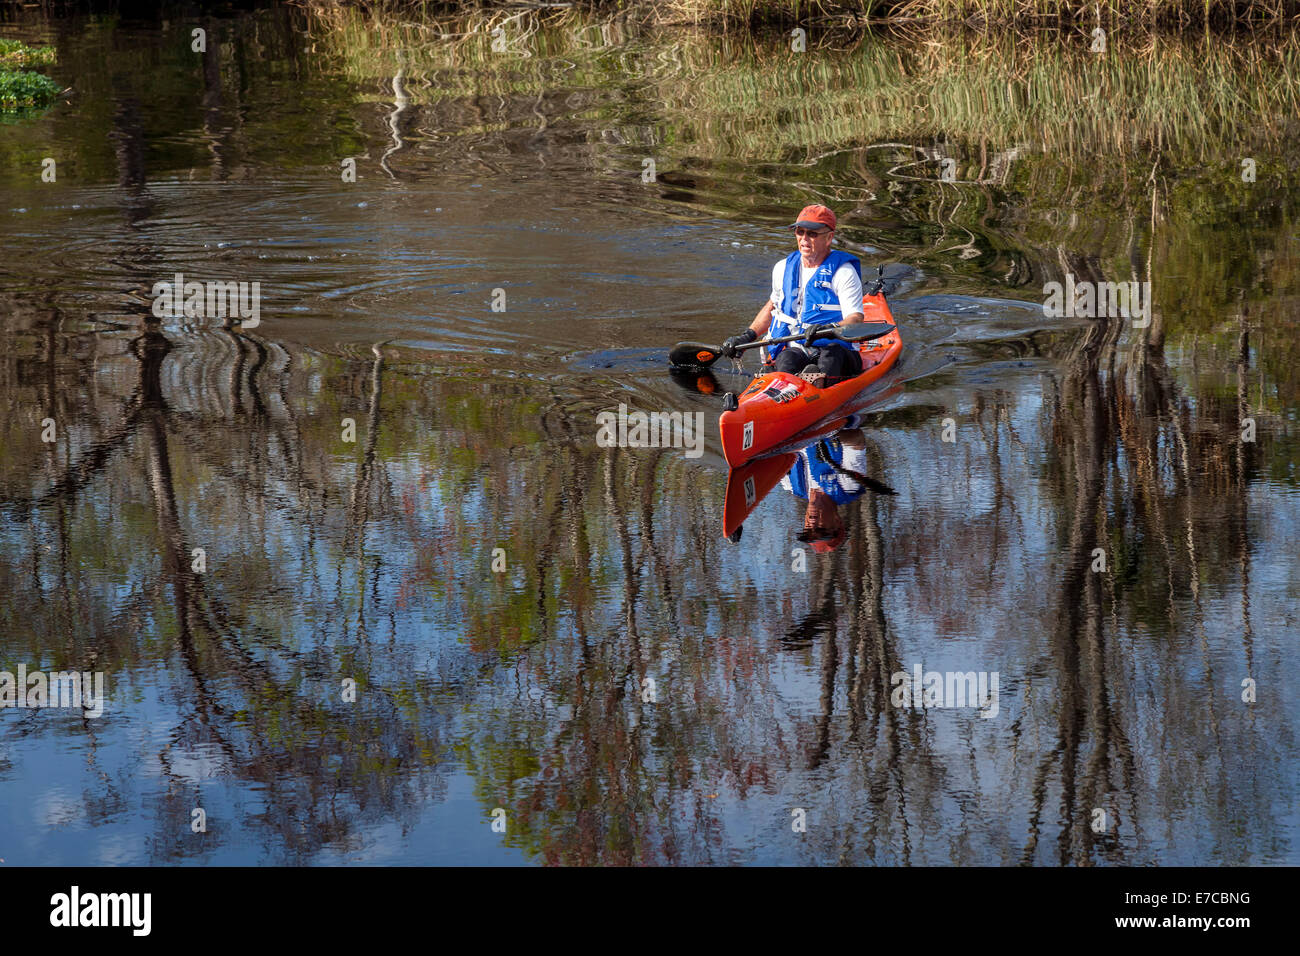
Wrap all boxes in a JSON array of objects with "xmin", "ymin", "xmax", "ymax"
[{"xmin": 721, "ymin": 328, "xmax": 757, "ymax": 358}]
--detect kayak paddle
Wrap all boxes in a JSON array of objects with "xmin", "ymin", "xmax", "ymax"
[{"xmin": 669, "ymin": 322, "xmax": 896, "ymax": 370}]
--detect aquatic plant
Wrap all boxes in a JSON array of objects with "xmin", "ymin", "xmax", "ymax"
[
  {"xmin": 0, "ymin": 38, "xmax": 59, "ymax": 111},
  {"xmin": 0, "ymin": 69, "xmax": 61, "ymax": 110}
]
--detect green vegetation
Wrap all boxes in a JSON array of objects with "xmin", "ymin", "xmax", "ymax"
[
  {"xmin": 0, "ymin": 69, "xmax": 59, "ymax": 110},
  {"xmin": 0, "ymin": 38, "xmax": 59, "ymax": 111}
]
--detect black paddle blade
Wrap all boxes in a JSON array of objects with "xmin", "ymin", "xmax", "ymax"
[
  {"xmin": 859, "ymin": 476, "xmax": 898, "ymax": 496},
  {"xmin": 836, "ymin": 322, "xmax": 896, "ymax": 342},
  {"xmin": 669, "ymin": 342, "xmax": 722, "ymax": 369}
]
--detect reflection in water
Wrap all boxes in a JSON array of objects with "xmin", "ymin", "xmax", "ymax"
[
  {"xmin": 0, "ymin": 6, "xmax": 1296, "ymax": 866},
  {"xmin": 783, "ymin": 421, "xmax": 898, "ymax": 554},
  {"xmin": 0, "ymin": 281, "xmax": 1294, "ymax": 864}
]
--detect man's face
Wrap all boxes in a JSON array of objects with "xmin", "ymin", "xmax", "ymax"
[
  {"xmin": 795, "ymin": 225, "xmax": 834, "ymax": 262},
  {"xmin": 803, "ymin": 490, "xmax": 843, "ymax": 536}
]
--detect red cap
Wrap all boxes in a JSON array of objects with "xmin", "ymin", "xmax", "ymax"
[
  {"xmin": 790, "ymin": 204, "xmax": 836, "ymax": 231},
  {"xmin": 808, "ymin": 528, "xmax": 847, "ymax": 553}
]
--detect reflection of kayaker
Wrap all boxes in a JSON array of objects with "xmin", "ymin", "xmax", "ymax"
[{"xmin": 782, "ymin": 418, "xmax": 896, "ymax": 553}]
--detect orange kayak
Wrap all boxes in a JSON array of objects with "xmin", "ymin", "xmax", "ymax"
[{"xmin": 719, "ymin": 291, "xmax": 902, "ymax": 468}]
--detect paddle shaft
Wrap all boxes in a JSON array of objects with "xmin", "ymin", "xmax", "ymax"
[
  {"xmin": 734, "ymin": 324, "xmax": 859, "ymax": 354},
  {"xmin": 668, "ymin": 321, "xmax": 895, "ymax": 370}
]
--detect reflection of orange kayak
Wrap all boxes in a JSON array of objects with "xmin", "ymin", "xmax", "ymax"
[
  {"xmin": 719, "ymin": 291, "xmax": 902, "ymax": 468},
  {"xmin": 722, "ymin": 452, "xmax": 797, "ymax": 540}
]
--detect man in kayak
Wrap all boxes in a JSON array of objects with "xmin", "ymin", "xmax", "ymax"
[{"xmin": 721, "ymin": 204, "xmax": 865, "ymax": 389}]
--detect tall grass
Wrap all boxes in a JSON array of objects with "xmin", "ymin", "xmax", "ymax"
[{"xmin": 295, "ymin": 0, "xmax": 1300, "ymax": 28}]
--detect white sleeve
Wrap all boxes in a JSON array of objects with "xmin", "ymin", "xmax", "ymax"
[
  {"xmin": 824, "ymin": 445, "xmax": 869, "ymax": 495},
  {"xmin": 834, "ymin": 264, "xmax": 864, "ymax": 317},
  {"xmin": 841, "ymin": 446, "xmax": 869, "ymax": 475},
  {"xmin": 770, "ymin": 261, "xmax": 784, "ymax": 307}
]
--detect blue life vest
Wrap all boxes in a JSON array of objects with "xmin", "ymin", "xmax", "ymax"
[
  {"xmin": 768, "ymin": 250, "xmax": 861, "ymax": 361},
  {"xmin": 785, "ymin": 438, "xmax": 867, "ymax": 506}
]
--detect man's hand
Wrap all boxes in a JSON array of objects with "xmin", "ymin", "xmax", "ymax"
[{"xmin": 721, "ymin": 328, "xmax": 757, "ymax": 358}]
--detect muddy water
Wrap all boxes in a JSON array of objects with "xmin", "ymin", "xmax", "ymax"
[{"xmin": 0, "ymin": 7, "xmax": 1296, "ymax": 864}]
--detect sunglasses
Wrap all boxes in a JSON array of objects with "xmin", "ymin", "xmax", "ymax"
[{"xmin": 794, "ymin": 227, "xmax": 830, "ymax": 238}]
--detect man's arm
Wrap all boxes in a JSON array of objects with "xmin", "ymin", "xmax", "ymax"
[
  {"xmin": 835, "ymin": 263, "xmax": 864, "ymax": 325},
  {"xmin": 750, "ymin": 299, "xmax": 775, "ymax": 337}
]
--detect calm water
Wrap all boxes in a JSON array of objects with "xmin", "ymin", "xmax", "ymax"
[{"xmin": 1, "ymin": 7, "xmax": 1297, "ymax": 865}]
